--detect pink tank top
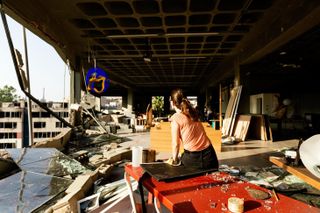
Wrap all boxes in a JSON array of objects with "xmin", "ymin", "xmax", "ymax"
[{"xmin": 170, "ymin": 112, "xmax": 211, "ymax": 151}]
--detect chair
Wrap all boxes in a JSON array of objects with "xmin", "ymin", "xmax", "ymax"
[{"xmin": 124, "ymin": 172, "xmax": 161, "ymax": 213}]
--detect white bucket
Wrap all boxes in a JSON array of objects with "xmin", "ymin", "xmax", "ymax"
[{"xmin": 131, "ymin": 146, "xmax": 143, "ymax": 167}]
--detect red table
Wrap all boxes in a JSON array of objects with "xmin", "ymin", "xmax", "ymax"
[{"xmin": 125, "ymin": 164, "xmax": 319, "ymax": 213}]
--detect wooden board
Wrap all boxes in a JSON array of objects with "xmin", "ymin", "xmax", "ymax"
[
  {"xmin": 269, "ymin": 156, "xmax": 320, "ymax": 190},
  {"xmin": 263, "ymin": 115, "xmax": 273, "ymax": 141},
  {"xmin": 247, "ymin": 114, "xmax": 272, "ymax": 141},
  {"xmin": 233, "ymin": 115, "xmax": 251, "ymax": 141},
  {"xmin": 222, "ymin": 86, "xmax": 242, "ymax": 136}
]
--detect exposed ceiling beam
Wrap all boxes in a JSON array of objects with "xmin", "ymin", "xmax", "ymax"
[{"xmin": 203, "ymin": 0, "xmax": 320, "ymax": 89}]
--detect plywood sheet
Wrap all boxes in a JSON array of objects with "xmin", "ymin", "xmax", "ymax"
[
  {"xmin": 233, "ymin": 115, "xmax": 251, "ymax": 141},
  {"xmin": 222, "ymin": 86, "xmax": 242, "ymax": 136}
]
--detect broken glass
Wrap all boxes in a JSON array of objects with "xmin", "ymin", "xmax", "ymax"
[
  {"xmin": 6, "ymin": 148, "xmax": 90, "ymax": 178},
  {"xmin": 0, "ymin": 171, "xmax": 72, "ymax": 212}
]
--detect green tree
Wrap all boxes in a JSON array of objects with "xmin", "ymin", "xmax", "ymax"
[
  {"xmin": 152, "ymin": 96, "xmax": 164, "ymax": 117},
  {"xmin": 0, "ymin": 85, "xmax": 19, "ymax": 102}
]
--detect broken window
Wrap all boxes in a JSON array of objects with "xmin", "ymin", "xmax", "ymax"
[
  {"xmin": 41, "ymin": 111, "xmax": 51, "ymax": 118},
  {"xmin": 0, "ymin": 112, "xmax": 10, "ymax": 117},
  {"xmin": 52, "ymin": 131, "xmax": 60, "ymax": 137},
  {"xmin": 56, "ymin": 122, "xmax": 67, "ymax": 128},
  {"xmin": 64, "ymin": 112, "xmax": 69, "ymax": 117},
  {"xmin": 101, "ymin": 96, "xmax": 123, "ymax": 110},
  {"xmin": 0, "ymin": 143, "xmax": 16, "ymax": 148},
  {"xmin": 3, "ymin": 122, "xmax": 17, "ymax": 129},
  {"xmin": 11, "ymin": 112, "xmax": 21, "ymax": 117},
  {"xmin": 0, "ymin": 133, "xmax": 17, "ymax": 139},
  {"xmin": 34, "ymin": 122, "xmax": 46, "ymax": 128},
  {"xmin": 32, "ymin": 112, "xmax": 40, "ymax": 117}
]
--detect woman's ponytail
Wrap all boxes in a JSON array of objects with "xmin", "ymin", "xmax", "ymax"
[{"xmin": 171, "ymin": 89, "xmax": 199, "ymax": 121}]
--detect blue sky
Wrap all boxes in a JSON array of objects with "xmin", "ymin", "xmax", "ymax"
[{"xmin": 0, "ymin": 15, "xmax": 70, "ymax": 102}]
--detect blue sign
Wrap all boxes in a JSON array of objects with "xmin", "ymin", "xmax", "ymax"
[{"xmin": 86, "ymin": 67, "xmax": 110, "ymax": 95}]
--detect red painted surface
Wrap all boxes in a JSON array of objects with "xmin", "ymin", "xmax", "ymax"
[{"xmin": 125, "ymin": 164, "xmax": 319, "ymax": 213}]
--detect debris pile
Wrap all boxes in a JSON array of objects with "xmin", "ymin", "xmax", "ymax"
[{"xmin": 219, "ymin": 164, "xmax": 320, "ymax": 208}]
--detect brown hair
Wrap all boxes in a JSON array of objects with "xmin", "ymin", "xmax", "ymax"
[{"xmin": 170, "ymin": 89, "xmax": 199, "ymax": 121}]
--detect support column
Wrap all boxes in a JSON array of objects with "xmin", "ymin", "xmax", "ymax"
[
  {"xmin": 205, "ymin": 88, "xmax": 213, "ymax": 122},
  {"xmin": 127, "ymin": 88, "xmax": 133, "ymax": 114},
  {"xmin": 164, "ymin": 95, "xmax": 170, "ymax": 116},
  {"xmin": 197, "ymin": 91, "xmax": 206, "ymax": 121},
  {"xmin": 205, "ymin": 88, "xmax": 212, "ymax": 109},
  {"xmin": 70, "ymin": 68, "xmax": 81, "ymax": 104},
  {"xmin": 234, "ymin": 56, "xmax": 240, "ymax": 87}
]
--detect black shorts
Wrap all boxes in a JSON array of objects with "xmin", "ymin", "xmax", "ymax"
[{"xmin": 181, "ymin": 144, "xmax": 219, "ymax": 170}]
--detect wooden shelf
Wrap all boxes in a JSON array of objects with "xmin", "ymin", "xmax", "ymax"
[{"xmin": 269, "ymin": 156, "xmax": 320, "ymax": 190}]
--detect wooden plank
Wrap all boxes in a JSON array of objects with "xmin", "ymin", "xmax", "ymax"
[
  {"xmin": 260, "ymin": 115, "xmax": 267, "ymax": 141},
  {"xmin": 233, "ymin": 115, "xmax": 251, "ymax": 141},
  {"xmin": 222, "ymin": 87, "xmax": 238, "ymax": 135},
  {"xmin": 229, "ymin": 86, "xmax": 242, "ymax": 136},
  {"xmin": 269, "ymin": 156, "xmax": 320, "ymax": 190},
  {"xmin": 247, "ymin": 114, "xmax": 270, "ymax": 141},
  {"xmin": 222, "ymin": 86, "xmax": 242, "ymax": 136},
  {"xmin": 264, "ymin": 115, "xmax": 273, "ymax": 141}
]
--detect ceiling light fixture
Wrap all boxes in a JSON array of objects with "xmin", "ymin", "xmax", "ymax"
[
  {"xmin": 170, "ymin": 56, "xmax": 207, "ymax": 60},
  {"xmin": 165, "ymin": 32, "xmax": 219, "ymax": 37},
  {"xmin": 143, "ymin": 38, "xmax": 152, "ymax": 63},
  {"xmin": 280, "ymin": 63, "xmax": 301, "ymax": 69},
  {"xmin": 143, "ymin": 56, "xmax": 151, "ymax": 63},
  {"xmin": 98, "ymin": 58, "xmax": 132, "ymax": 61},
  {"xmin": 106, "ymin": 32, "xmax": 219, "ymax": 39},
  {"xmin": 107, "ymin": 34, "xmax": 158, "ymax": 38}
]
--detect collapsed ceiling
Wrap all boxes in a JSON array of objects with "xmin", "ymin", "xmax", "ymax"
[{"xmin": 2, "ymin": 0, "xmax": 320, "ymax": 93}]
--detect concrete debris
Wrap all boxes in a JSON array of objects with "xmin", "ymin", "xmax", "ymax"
[
  {"xmin": 97, "ymin": 164, "xmax": 113, "ymax": 178},
  {"xmin": 51, "ymin": 170, "xmax": 99, "ymax": 213},
  {"xmin": 69, "ymin": 150, "xmax": 89, "ymax": 163},
  {"xmin": 0, "ymin": 99, "xmax": 160, "ymax": 213},
  {"xmin": 85, "ymin": 129, "xmax": 104, "ymax": 136},
  {"xmin": 96, "ymin": 178, "xmax": 136, "ymax": 202},
  {"xmin": 0, "ymin": 150, "xmax": 11, "ymax": 159},
  {"xmin": 89, "ymin": 147, "xmax": 131, "ymax": 167},
  {"xmin": 32, "ymin": 128, "xmax": 72, "ymax": 150}
]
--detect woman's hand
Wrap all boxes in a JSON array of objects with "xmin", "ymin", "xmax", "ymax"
[{"xmin": 165, "ymin": 157, "xmax": 181, "ymax": 166}]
